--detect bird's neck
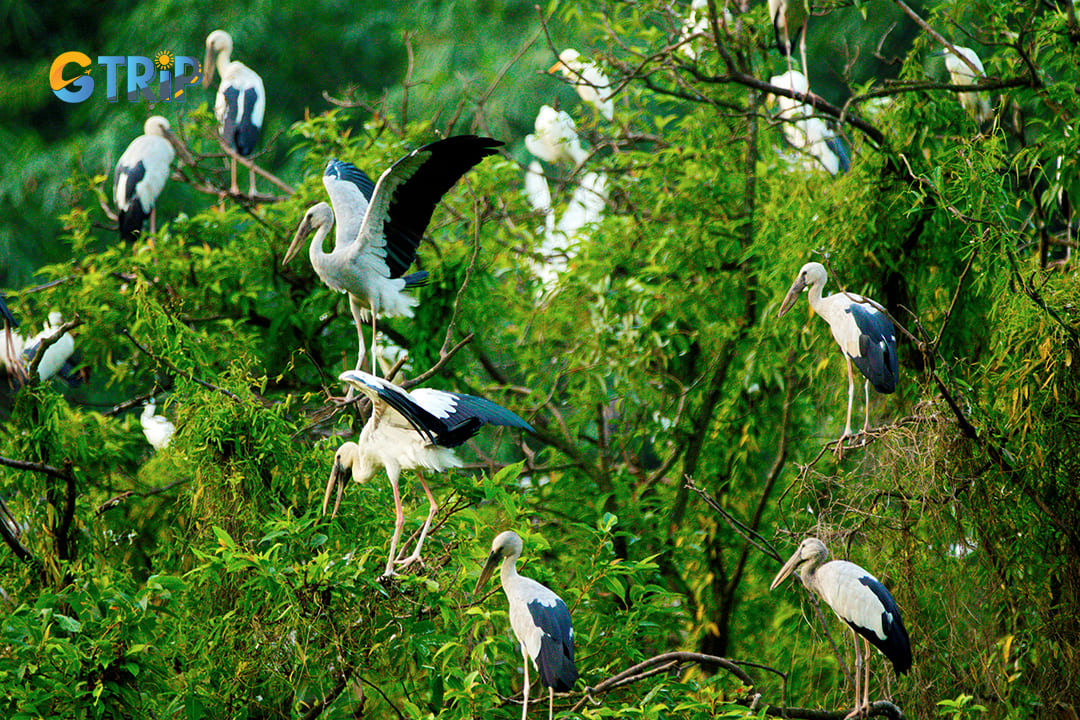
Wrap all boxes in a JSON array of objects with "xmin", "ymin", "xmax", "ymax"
[
  {"xmin": 806, "ymin": 280, "xmax": 825, "ymax": 312},
  {"xmin": 309, "ymin": 224, "xmax": 331, "ymax": 265},
  {"xmin": 499, "ymin": 557, "xmax": 520, "ymax": 589},
  {"xmin": 215, "ymin": 52, "xmax": 233, "ymax": 78}
]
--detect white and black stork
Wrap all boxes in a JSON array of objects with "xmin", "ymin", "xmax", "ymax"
[{"xmin": 326, "ymin": 369, "xmax": 532, "ymax": 577}]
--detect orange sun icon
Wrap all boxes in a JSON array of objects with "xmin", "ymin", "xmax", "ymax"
[{"xmin": 153, "ymin": 50, "xmax": 174, "ymax": 71}]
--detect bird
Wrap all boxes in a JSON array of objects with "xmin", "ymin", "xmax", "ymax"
[
  {"xmin": 549, "ymin": 49, "xmax": 614, "ymax": 121},
  {"xmin": 114, "ymin": 116, "xmax": 183, "ymax": 242},
  {"xmin": 524, "ymin": 106, "xmax": 589, "ymax": 167},
  {"xmin": 943, "ymin": 45, "xmax": 993, "ymax": 122},
  {"xmin": 770, "ymin": 537, "xmax": 912, "ymax": 718},
  {"xmin": 326, "ymin": 369, "xmax": 533, "ymax": 577},
  {"xmin": 474, "ymin": 530, "xmax": 578, "ymax": 720},
  {"xmin": 21, "ymin": 312, "xmax": 75, "ymax": 383},
  {"xmin": 768, "ymin": 70, "xmax": 850, "ymax": 175},
  {"xmin": 203, "ymin": 29, "xmax": 265, "ymax": 196},
  {"xmin": 284, "ymin": 136, "xmax": 502, "ymax": 382},
  {"xmin": 141, "ymin": 401, "xmax": 176, "ymax": 450},
  {"xmin": 768, "ymin": 0, "xmax": 809, "ymax": 79},
  {"xmin": 777, "ymin": 262, "xmax": 897, "ymax": 443}
]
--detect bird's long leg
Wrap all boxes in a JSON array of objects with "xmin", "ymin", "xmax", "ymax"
[
  {"xmin": 844, "ymin": 631, "xmax": 863, "ymax": 720},
  {"xmin": 548, "ymin": 686, "xmax": 554, "ymax": 720},
  {"xmin": 861, "ymin": 378, "xmax": 871, "ymax": 436},
  {"xmin": 230, "ymin": 157, "xmax": 239, "ymax": 196},
  {"xmin": 843, "ymin": 356, "xmax": 856, "ymax": 439},
  {"xmin": 397, "ymin": 472, "xmax": 437, "ymax": 568},
  {"xmin": 248, "ymin": 164, "xmax": 257, "ymax": 198},
  {"xmin": 150, "ymin": 205, "xmax": 157, "ymax": 234},
  {"xmin": 798, "ymin": 21, "xmax": 809, "ymax": 84},
  {"xmin": 382, "ymin": 471, "xmax": 405, "ymax": 578},
  {"xmin": 862, "ymin": 636, "xmax": 872, "ymax": 716},
  {"xmin": 370, "ymin": 313, "xmax": 378, "ymax": 379},
  {"xmin": 520, "ymin": 646, "xmax": 531, "ymax": 720},
  {"xmin": 343, "ymin": 296, "xmax": 368, "ymax": 402}
]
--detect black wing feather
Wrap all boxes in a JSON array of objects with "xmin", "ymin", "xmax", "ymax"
[
  {"xmin": 850, "ymin": 576, "xmax": 913, "ymax": 675},
  {"xmin": 381, "ymin": 135, "xmax": 503, "ymax": 278},
  {"xmin": 847, "ymin": 303, "xmax": 898, "ymax": 393},
  {"xmin": 527, "ymin": 598, "xmax": 578, "ymax": 692},
  {"xmin": 234, "ymin": 87, "xmax": 261, "ymax": 156},
  {"xmin": 325, "ymin": 159, "xmax": 376, "ymax": 201},
  {"xmin": 116, "ymin": 160, "xmax": 147, "ymax": 241}
]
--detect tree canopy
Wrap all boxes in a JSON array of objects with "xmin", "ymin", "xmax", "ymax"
[{"xmin": 1, "ymin": 0, "xmax": 1079, "ymax": 718}]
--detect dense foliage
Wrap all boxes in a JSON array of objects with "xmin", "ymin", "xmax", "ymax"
[{"xmin": 1, "ymin": 0, "xmax": 1079, "ymax": 718}]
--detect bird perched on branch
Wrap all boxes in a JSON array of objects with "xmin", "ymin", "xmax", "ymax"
[
  {"xmin": 943, "ymin": 45, "xmax": 992, "ymax": 123},
  {"xmin": 203, "ymin": 30, "xmax": 265, "ymax": 196},
  {"xmin": 771, "ymin": 537, "xmax": 912, "ymax": 718},
  {"xmin": 549, "ymin": 49, "xmax": 614, "ymax": 121},
  {"xmin": 325, "ymin": 370, "xmax": 533, "ymax": 577},
  {"xmin": 114, "ymin": 116, "xmax": 184, "ymax": 242},
  {"xmin": 141, "ymin": 401, "xmax": 175, "ymax": 450},
  {"xmin": 475, "ymin": 530, "xmax": 578, "ymax": 720},
  {"xmin": 777, "ymin": 262, "xmax": 897, "ymax": 445},
  {"xmin": 525, "ymin": 106, "xmax": 589, "ymax": 167},
  {"xmin": 285, "ymin": 136, "xmax": 502, "ymax": 383},
  {"xmin": 768, "ymin": 71, "xmax": 850, "ymax": 176}
]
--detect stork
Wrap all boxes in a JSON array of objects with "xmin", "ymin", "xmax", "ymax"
[
  {"xmin": 474, "ymin": 530, "xmax": 578, "ymax": 720},
  {"xmin": 141, "ymin": 401, "xmax": 176, "ymax": 450},
  {"xmin": 326, "ymin": 370, "xmax": 533, "ymax": 577},
  {"xmin": 777, "ymin": 262, "xmax": 897, "ymax": 444},
  {"xmin": 524, "ymin": 106, "xmax": 589, "ymax": 167},
  {"xmin": 549, "ymin": 49, "xmax": 614, "ymax": 122},
  {"xmin": 114, "ymin": 116, "xmax": 183, "ymax": 242},
  {"xmin": 203, "ymin": 30, "xmax": 265, "ymax": 196},
  {"xmin": 943, "ymin": 46, "xmax": 992, "ymax": 123},
  {"xmin": 768, "ymin": 70, "xmax": 850, "ymax": 175},
  {"xmin": 285, "ymin": 136, "xmax": 502, "ymax": 383},
  {"xmin": 771, "ymin": 537, "xmax": 912, "ymax": 718},
  {"xmin": 768, "ymin": 0, "xmax": 809, "ymax": 81}
]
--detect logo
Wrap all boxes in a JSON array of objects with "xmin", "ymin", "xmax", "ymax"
[{"xmin": 50, "ymin": 51, "xmax": 201, "ymax": 104}]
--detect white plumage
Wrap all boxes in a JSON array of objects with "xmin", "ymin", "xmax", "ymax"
[
  {"xmin": 778, "ymin": 262, "xmax": 898, "ymax": 443},
  {"xmin": 943, "ymin": 46, "xmax": 992, "ymax": 122},
  {"xmin": 475, "ymin": 531, "xmax": 578, "ymax": 720},
  {"xmin": 114, "ymin": 116, "xmax": 179, "ymax": 242},
  {"xmin": 549, "ymin": 49, "xmax": 615, "ymax": 122},
  {"xmin": 768, "ymin": 71, "xmax": 850, "ymax": 175},
  {"xmin": 524, "ymin": 106, "xmax": 589, "ymax": 167},
  {"xmin": 141, "ymin": 402, "xmax": 176, "ymax": 450},
  {"xmin": 285, "ymin": 137, "xmax": 501, "ymax": 382},
  {"xmin": 771, "ymin": 538, "xmax": 912, "ymax": 718},
  {"xmin": 327, "ymin": 370, "xmax": 533, "ymax": 577},
  {"xmin": 203, "ymin": 29, "xmax": 266, "ymax": 195}
]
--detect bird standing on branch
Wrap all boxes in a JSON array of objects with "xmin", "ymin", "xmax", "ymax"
[
  {"xmin": 326, "ymin": 370, "xmax": 533, "ymax": 577},
  {"xmin": 203, "ymin": 30, "xmax": 265, "ymax": 196},
  {"xmin": 778, "ymin": 262, "xmax": 897, "ymax": 446},
  {"xmin": 771, "ymin": 537, "xmax": 912, "ymax": 718},
  {"xmin": 475, "ymin": 530, "xmax": 578, "ymax": 720}
]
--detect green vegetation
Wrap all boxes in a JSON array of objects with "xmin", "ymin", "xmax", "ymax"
[{"xmin": 0, "ymin": 0, "xmax": 1078, "ymax": 718}]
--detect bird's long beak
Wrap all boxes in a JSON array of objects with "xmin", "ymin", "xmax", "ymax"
[
  {"xmin": 283, "ymin": 216, "xmax": 313, "ymax": 265},
  {"xmin": 322, "ymin": 459, "xmax": 343, "ymax": 517},
  {"xmin": 201, "ymin": 46, "xmax": 216, "ymax": 89},
  {"xmin": 473, "ymin": 551, "xmax": 501, "ymax": 597},
  {"xmin": 777, "ymin": 276, "xmax": 808, "ymax": 318},
  {"xmin": 769, "ymin": 547, "xmax": 804, "ymax": 590},
  {"xmin": 548, "ymin": 59, "xmax": 567, "ymax": 74}
]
